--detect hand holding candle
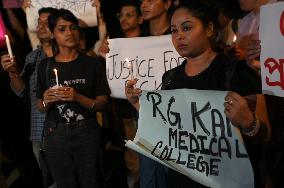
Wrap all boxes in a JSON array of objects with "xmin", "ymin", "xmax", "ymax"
[
  {"xmin": 126, "ymin": 58, "xmax": 134, "ymax": 80},
  {"xmin": 5, "ymin": 35, "xmax": 13, "ymax": 59},
  {"xmin": 53, "ymin": 68, "xmax": 59, "ymax": 88}
]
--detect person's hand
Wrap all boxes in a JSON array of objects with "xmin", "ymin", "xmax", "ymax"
[
  {"xmin": 223, "ymin": 45, "xmax": 244, "ymax": 61},
  {"xmin": 224, "ymin": 92, "xmax": 254, "ymax": 130},
  {"xmin": 22, "ymin": 0, "xmax": 32, "ymax": 9},
  {"xmin": 43, "ymin": 88, "xmax": 60, "ymax": 106},
  {"xmin": 1, "ymin": 54, "xmax": 17, "ymax": 73},
  {"xmin": 55, "ymin": 86, "xmax": 78, "ymax": 102},
  {"xmin": 98, "ymin": 37, "xmax": 110, "ymax": 58},
  {"xmin": 237, "ymin": 34, "xmax": 261, "ymax": 70},
  {"xmin": 245, "ymin": 39, "xmax": 261, "ymax": 70},
  {"xmin": 125, "ymin": 78, "xmax": 141, "ymax": 111}
]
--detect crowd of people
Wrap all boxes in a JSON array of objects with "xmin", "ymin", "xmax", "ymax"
[{"xmin": 0, "ymin": 0, "xmax": 283, "ymax": 188}]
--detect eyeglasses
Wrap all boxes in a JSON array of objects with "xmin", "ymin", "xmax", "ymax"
[{"xmin": 117, "ymin": 12, "xmax": 136, "ymax": 19}]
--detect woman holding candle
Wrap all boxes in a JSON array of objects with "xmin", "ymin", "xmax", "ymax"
[
  {"xmin": 36, "ymin": 9, "xmax": 110, "ymax": 188},
  {"xmin": 125, "ymin": 1, "xmax": 270, "ymax": 187}
]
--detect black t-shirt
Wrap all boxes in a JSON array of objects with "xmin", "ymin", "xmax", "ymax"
[
  {"xmin": 162, "ymin": 54, "xmax": 261, "ymax": 187},
  {"xmin": 162, "ymin": 54, "xmax": 261, "ymax": 96},
  {"xmin": 36, "ymin": 54, "xmax": 110, "ymax": 123}
]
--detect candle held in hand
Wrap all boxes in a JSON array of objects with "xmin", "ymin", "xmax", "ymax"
[
  {"xmin": 53, "ymin": 68, "xmax": 59, "ymax": 87},
  {"xmin": 5, "ymin": 35, "xmax": 13, "ymax": 59},
  {"xmin": 126, "ymin": 58, "xmax": 134, "ymax": 80}
]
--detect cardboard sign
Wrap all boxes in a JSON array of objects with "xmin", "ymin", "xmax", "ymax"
[
  {"xmin": 106, "ymin": 35, "xmax": 184, "ymax": 98},
  {"xmin": 126, "ymin": 89, "xmax": 254, "ymax": 188},
  {"xmin": 26, "ymin": 0, "xmax": 97, "ymax": 31},
  {"xmin": 260, "ymin": 2, "xmax": 284, "ymax": 97}
]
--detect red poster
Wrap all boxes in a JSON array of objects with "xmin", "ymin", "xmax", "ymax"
[{"xmin": 2, "ymin": 0, "xmax": 23, "ymax": 8}]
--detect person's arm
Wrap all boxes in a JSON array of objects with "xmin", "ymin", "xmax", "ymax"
[
  {"xmin": 1, "ymin": 54, "xmax": 26, "ymax": 95},
  {"xmin": 36, "ymin": 87, "xmax": 59, "ymax": 112},
  {"xmin": 92, "ymin": 0, "xmax": 108, "ymax": 57},
  {"xmin": 54, "ymin": 86, "xmax": 108, "ymax": 111},
  {"xmin": 224, "ymin": 92, "xmax": 270, "ymax": 142},
  {"xmin": 237, "ymin": 34, "xmax": 261, "ymax": 72}
]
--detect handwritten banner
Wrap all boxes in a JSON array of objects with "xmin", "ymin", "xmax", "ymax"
[
  {"xmin": 26, "ymin": 0, "xmax": 97, "ymax": 31},
  {"xmin": 126, "ymin": 89, "xmax": 254, "ymax": 188},
  {"xmin": 106, "ymin": 35, "xmax": 184, "ymax": 98},
  {"xmin": 260, "ymin": 2, "xmax": 284, "ymax": 97}
]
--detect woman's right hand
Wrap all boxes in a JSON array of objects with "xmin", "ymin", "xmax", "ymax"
[
  {"xmin": 125, "ymin": 78, "xmax": 141, "ymax": 111},
  {"xmin": 1, "ymin": 54, "xmax": 17, "ymax": 73},
  {"xmin": 43, "ymin": 88, "xmax": 60, "ymax": 106}
]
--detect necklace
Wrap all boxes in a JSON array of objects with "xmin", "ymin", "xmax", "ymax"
[{"xmin": 185, "ymin": 52, "xmax": 216, "ymax": 77}]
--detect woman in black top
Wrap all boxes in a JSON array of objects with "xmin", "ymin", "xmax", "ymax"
[
  {"xmin": 36, "ymin": 9, "xmax": 109, "ymax": 188},
  {"xmin": 125, "ymin": 1, "xmax": 269, "ymax": 187}
]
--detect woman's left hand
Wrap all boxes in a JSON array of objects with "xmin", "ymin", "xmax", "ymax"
[
  {"xmin": 56, "ymin": 86, "xmax": 77, "ymax": 102},
  {"xmin": 224, "ymin": 92, "xmax": 254, "ymax": 130}
]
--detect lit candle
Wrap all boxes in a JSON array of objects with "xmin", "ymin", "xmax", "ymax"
[
  {"xmin": 5, "ymin": 35, "xmax": 13, "ymax": 59},
  {"xmin": 126, "ymin": 58, "xmax": 134, "ymax": 80},
  {"xmin": 53, "ymin": 68, "xmax": 59, "ymax": 87}
]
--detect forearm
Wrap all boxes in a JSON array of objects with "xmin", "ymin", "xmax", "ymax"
[
  {"xmin": 75, "ymin": 94, "xmax": 108, "ymax": 111},
  {"xmin": 9, "ymin": 72, "xmax": 26, "ymax": 95}
]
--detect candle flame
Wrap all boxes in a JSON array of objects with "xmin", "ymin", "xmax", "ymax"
[
  {"xmin": 53, "ymin": 68, "xmax": 57, "ymax": 73},
  {"xmin": 233, "ymin": 35, "xmax": 236, "ymax": 42},
  {"xmin": 126, "ymin": 58, "xmax": 132, "ymax": 68}
]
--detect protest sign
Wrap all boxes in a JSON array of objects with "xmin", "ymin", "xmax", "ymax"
[
  {"xmin": 126, "ymin": 89, "xmax": 254, "ymax": 188},
  {"xmin": 26, "ymin": 0, "xmax": 97, "ymax": 31},
  {"xmin": 260, "ymin": 2, "xmax": 284, "ymax": 97},
  {"xmin": 106, "ymin": 35, "xmax": 184, "ymax": 98}
]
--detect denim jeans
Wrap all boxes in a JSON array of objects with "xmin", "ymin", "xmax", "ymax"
[
  {"xmin": 43, "ymin": 119, "xmax": 103, "ymax": 188},
  {"xmin": 139, "ymin": 154, "xmax": 168, "ymax": 188}
]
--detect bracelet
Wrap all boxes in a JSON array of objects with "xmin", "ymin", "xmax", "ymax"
[
  {"xmin": 42, "ymin": 100, "xmax": 47, "ymax": 108},
  {"xmin": 90, "ymin": 100, "xmax": 96, "ymax": 111},
  {"xmin": 240, "ymin": 113, "xmax": 260, "ymax": 137}
]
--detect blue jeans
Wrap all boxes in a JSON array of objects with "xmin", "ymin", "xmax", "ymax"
[
  {"xmin": 139, "ymin": 154, "xmax": 168, "ymax": 188},
  {"xmin": 43, "ymin": 119, "xmax": 103, "ymax": 188}
]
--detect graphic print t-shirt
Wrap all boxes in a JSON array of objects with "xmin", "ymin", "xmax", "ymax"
[{"xmin": 36, "ymin": 54, "xmax": 110, "ymax": 123}]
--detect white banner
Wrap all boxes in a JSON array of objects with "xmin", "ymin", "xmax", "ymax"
[
  {"xmin": 26, "ymin": 0, "xmax": 97, "ymax": 31},
  {"xmin": 260, "ymin": 2, "xmax": 284, "ymax": 97},
  {"xmin": 106, "ymin": 35, "xmax": 184, "ymax": 99},
  {"xmin": 126, "ymin": 89, "xmax": 254, "ymax": 188}
]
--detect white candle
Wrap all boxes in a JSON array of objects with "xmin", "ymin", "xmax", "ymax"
[
  {"xmin": 5, "ymin": 35, "xmax": 13, "ymax": 58},
  {"xmin": 126, "ymin": 58, "xmax": 134, "ymax": 80},
  {"xmin": 53, "ymin": 68, "xmax": 59, "ymax": 87}
]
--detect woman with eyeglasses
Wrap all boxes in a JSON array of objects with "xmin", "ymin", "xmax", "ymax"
[{"xmin": 36, "ymin": 9, "xmax": 110, "ymax": 188}]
